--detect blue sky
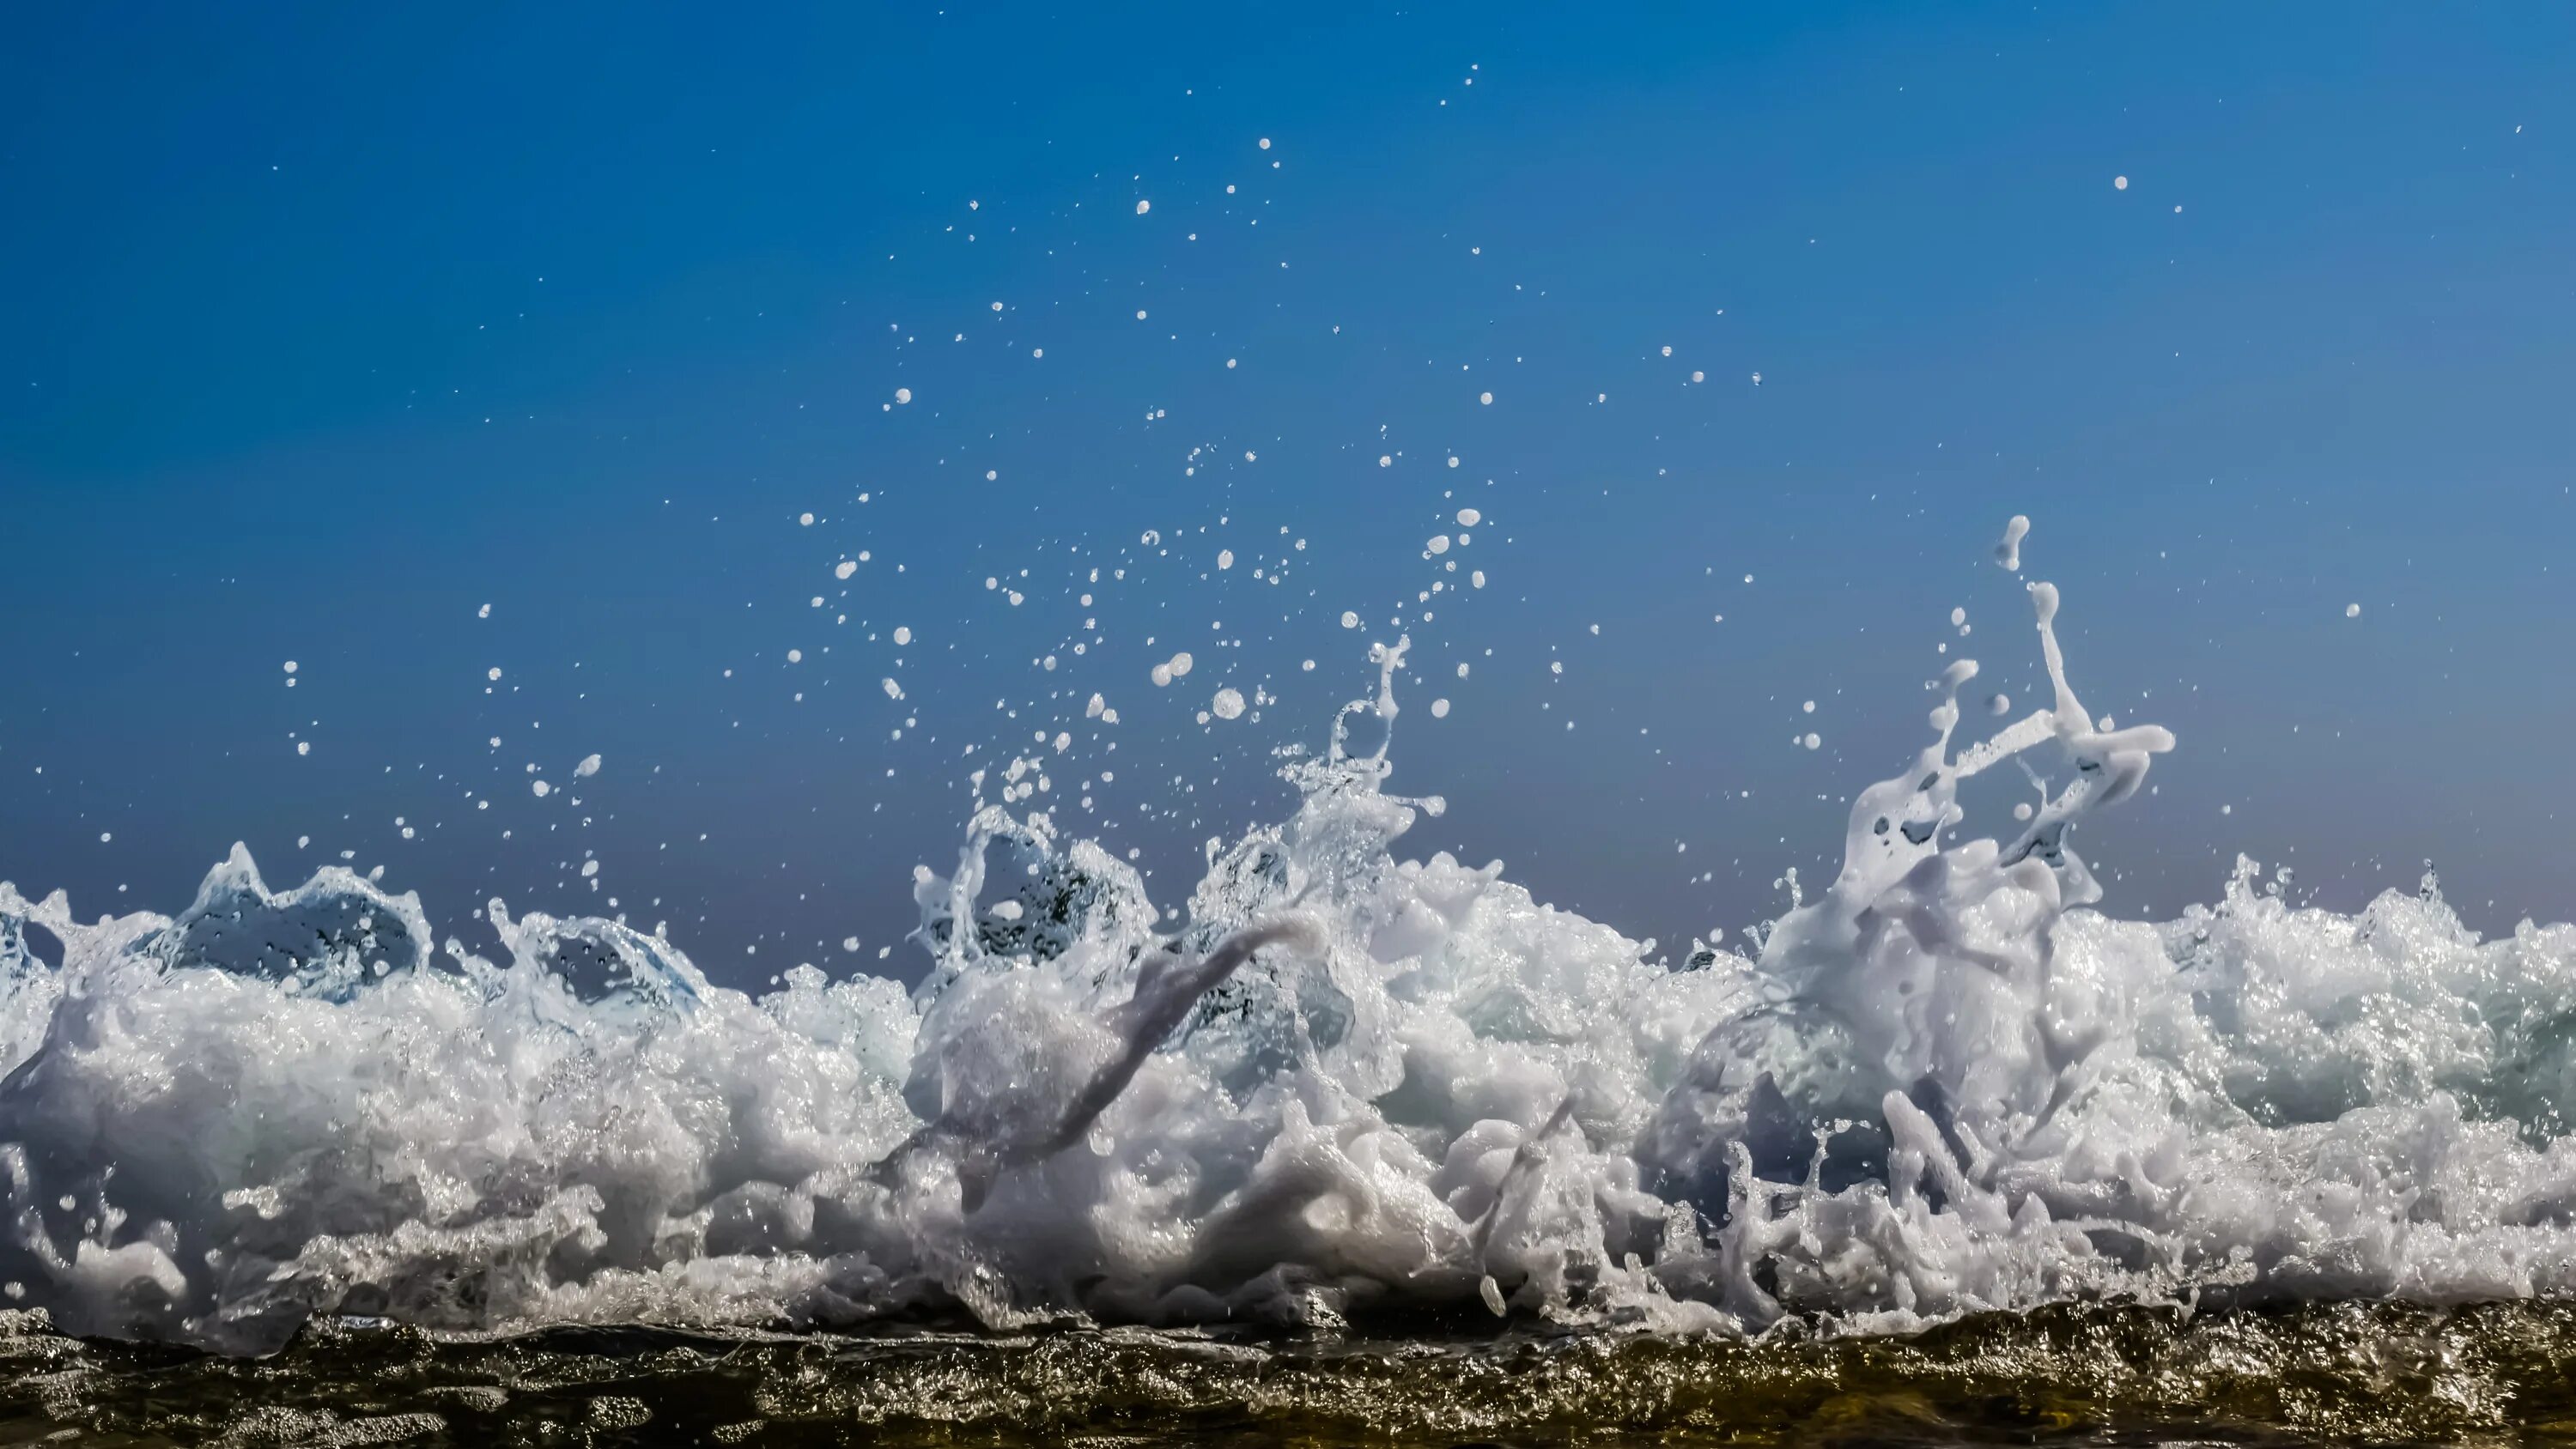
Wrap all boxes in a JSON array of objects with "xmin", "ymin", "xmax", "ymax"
[{"xmin": 5, "ymin": 3, "xmax": 2571, "ymax": 983}]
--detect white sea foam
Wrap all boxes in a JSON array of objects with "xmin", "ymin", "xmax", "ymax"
[{"xmin": 3, "ymin": 562, "xmax": 2571, "ymax": 1354}]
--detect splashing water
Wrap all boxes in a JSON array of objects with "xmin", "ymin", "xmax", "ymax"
[{"xmin": 3, "ymin": 568, "xmax": 2573, "ymax": 1358}]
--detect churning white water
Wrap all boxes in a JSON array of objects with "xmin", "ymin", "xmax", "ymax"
[{"xmin": 3, "ymin": 558, "xmax": 2573, "ymax": 1355}]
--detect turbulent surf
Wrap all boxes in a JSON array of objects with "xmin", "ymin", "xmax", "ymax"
[{"xmin": 4, "ymin": 558, "xmax": 2575, "ymax": 1385}]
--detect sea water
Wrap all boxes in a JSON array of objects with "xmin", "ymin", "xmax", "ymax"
[{"xmin": 4, "ymin": 537, "xmax": 2575, "ymax": 1441}]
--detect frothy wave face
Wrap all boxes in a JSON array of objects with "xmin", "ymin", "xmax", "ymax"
[{"xmin": 3, "ymin": 579, "xmax": 2573, "ymax": 1354}]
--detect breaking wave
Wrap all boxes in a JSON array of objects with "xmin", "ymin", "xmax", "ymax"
[{"xmin": 4, "ymin": 567, "xmax": 2574, "ymax": 1356}]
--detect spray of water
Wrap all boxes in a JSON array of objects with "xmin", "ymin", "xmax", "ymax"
[{"xmin": 3, "ymin": 551, "xmax": 2573, "ymax": 1354}]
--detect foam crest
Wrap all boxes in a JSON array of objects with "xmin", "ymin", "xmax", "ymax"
[{"xmin": 1, "ymin": 561, "xmax": 2572, "ymax": 1355}]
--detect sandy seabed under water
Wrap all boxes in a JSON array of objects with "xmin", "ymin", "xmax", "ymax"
[{"xmin": 9, "ymin": 1301, "xmax": 2576, "ymax": 1446}]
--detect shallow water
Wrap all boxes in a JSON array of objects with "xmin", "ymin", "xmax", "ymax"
[
  {"xmin": 9, "ymin": 1300, "xmax": 2576, "ymax": 1446},
  {"xmin": 6, "ymin": 556, "xmax": 2576, "ymax": 1446}
]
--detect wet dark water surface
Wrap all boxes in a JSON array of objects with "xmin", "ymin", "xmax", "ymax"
[{"xmin": 8, "ymin": 1301, "xmax": 2576, "ymax": 1446}]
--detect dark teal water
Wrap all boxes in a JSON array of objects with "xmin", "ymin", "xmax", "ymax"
[{"xmin": 8, "ymin": 1300, "xmax": 2576, "ymax": 1446}]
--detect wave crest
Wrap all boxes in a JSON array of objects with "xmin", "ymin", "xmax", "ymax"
[{"xmin": 3, "ymin": 581, "xmax": 2572, "ymax": 1353}]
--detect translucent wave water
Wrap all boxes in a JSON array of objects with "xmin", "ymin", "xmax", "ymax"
[
  {"xmin": 21, "ymin": 1300, "xmax": 2576, "ymax": 1446},
  {"xmin": 4, "ymin": 569, "xmax": 2573, "ymax": 1358}
]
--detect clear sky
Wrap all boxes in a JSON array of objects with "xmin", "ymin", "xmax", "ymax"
[{"xmin": 5, "ymin": 3, "xmax": 2571, "ymax": 986}]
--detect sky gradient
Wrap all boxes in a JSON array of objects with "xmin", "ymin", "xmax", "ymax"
[{"xmin": 6, "ymin": 3, "xmax": 2572, "ymax": 986}]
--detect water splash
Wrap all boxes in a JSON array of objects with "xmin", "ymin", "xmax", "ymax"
[{"xmin": 2, "ymin": 562, "xmax": 2573, "ymax": 1355}]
